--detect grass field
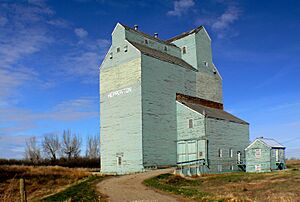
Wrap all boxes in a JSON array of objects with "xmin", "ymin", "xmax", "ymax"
[
  {"xmin": 144, "ymin": 160, "xmax": 300, "ymax": 202},
  {"xmin": 0, "ymin": 165, "xmax": 101, "ymax": 202}
]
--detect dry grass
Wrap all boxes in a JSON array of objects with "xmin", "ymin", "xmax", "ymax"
[
  {"xmin": 0, "ymin": 165, "xmax": 95, "ymax": 202},
  {"xmin": 145, "ymin": 160, "xmax": 300, "ymax": 202}
]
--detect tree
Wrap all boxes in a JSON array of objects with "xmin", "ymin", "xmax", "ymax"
[
  {"xmin": 42, "ymin": 133, "xmax": 60, "ymax": 161},
  {"xmin": 25, "ymin": 136, "xmax": 41, "ymax": 163},
  {"xmin": 86, "ymin": 134, "xmax": 100, "ymax": 159},
  {"xmin": 61, "ymin": 130, "xmax": 82, "ymax": 159}
]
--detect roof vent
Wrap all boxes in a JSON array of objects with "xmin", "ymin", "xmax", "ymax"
[
  {"xmin": 154, "ymin": 33, "xmax": 158, "ymax": 38},
  {"xmin": 134, "ymin": 25, "xmax": 138, "ymax": 30}
]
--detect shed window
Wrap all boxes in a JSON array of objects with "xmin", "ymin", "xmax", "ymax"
[
  {"xmin": 188, "ymin": 119, "xmax": 193, "ymax": 128},
  {"xmin": 116, "ymin": 47, "xmax": 120, "ymax": 53},
  {"xmin": 255, "ymin": 149, "xmax": 261, "ymax": 159},
  {"xmin": 219, "ymin": 149, "xmax": 223, "ymax": 158},
  {"xmin": 229, "ymin": 148, "xmax": 233, "ymax": 158},
  {"xmin": 164, "ymin": 46, "xmax": 168, "ymax": 51},
  {"xmin": 255, "ymin": 164, "xmax": 261, "ymax": 171},
  {"xmin": 109, "ymin": 52, "xmax": 113, "ymax": 59},
  {"xmin": 203, "ymin": 61, "xmax": 208, "ymax": 67},
  {"xmin": 182, "ymin": 46, "xmax": 187, "ymax": 54},
  {"xmin": 117, "ymin": 156, "xmax": 122, "ymax": 165},
  {"xmin": 144, "ymin": 39, "xmax": 148, "ymax": 44},
  {"xmin": 275, "ymin": 149, "xmax": 279, "ymax": 161},
  {"xmin": 230, "ymin": 165, "xmax": 234, "ymax": 170}
]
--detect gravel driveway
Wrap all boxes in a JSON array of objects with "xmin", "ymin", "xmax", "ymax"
[{"xmin": 97, "ymin": 168, "xmax": 190, "ymax": 202}]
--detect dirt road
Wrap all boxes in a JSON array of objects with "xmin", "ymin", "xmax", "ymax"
[{"xmin": 97, "ymin": 168, "xmax": 189, "ymax": 202}]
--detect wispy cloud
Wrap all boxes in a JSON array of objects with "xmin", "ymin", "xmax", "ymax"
[
  {"xmin": 167, "ymin": 0, "xmax": 195, "ymax": 17},
  {"xmin": 74, "ymin": 27, "xmax": 88, "ymax": 38},
  {"xmin": 196, "ymin": 5, "xmax": 241, "ymax": 38}
]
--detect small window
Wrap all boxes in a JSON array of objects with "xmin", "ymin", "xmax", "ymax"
[
  {"xmin": 182, "ymin": 46, "xmax": 187, "ymax": 54},
  {"xmin": 218, "ymin": 164, "xmax": 222, "ymax": 172},
  {"xmin": 109, "ymin": 52, "xmax": 113, "ymax": 59},
  {"xmin": 230, "ymin": 165, "xmax": 234, "ymax": 170},
  {"xmin": 219, "ymin": 149, "xmax": 223, "ymax": 158},
  {"xmin": 188, "ymin": 119, "xmax": 193, "ymax": 128},
  {"xmin": 124, "ymin": 45, "xmax": 128, "ymax": 52},
  {"xmin": 255, "ymin": 164, "xmax": 261, "ymax": 171},
  {"xmin": 255, "ymin": 149, "xmax": 261, "ymax": 159},
  {"xmin": 229, "ymin": 148, "xmax": 233, "ymax": 158},
  {"xmin": 118, "ymin": 156, "xmax": 122, "ymax": 165},
  {"xmin": 116, "ymin": 47, "xmax": 120, "ymax": 53},
  {"xmin": 203, "ymin": 61, "xmax": 208, "ymax": 67},
  {"xmin": 144, "ymin": 39, "xmax": 148, "ymax": 44},
  {"xmin": 164, "ymin": 46, "xmax": 168, "ymax": 51},
  {"xmin": 199, "ymin": 151, "xmax": 203, "ymax": 157}
]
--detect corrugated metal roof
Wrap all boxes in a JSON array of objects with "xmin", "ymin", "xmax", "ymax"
[
  {"xmin": 178, "ymin": 100, "xmax": 249, "ymax": 125},
  {"xmin": 128, "ymin": 41, "xmax": 197, "ymax": 72},
  {"xmin": 258, "ymin": 137, "xmax": 285, "ymax": 148}
]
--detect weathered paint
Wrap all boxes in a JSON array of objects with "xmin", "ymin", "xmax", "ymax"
[
  {"xmin": 245, "ymin": 139, "xmax": 286, "ymax": 173},
  {"xmin": 100, "ymin": 23, "xmax": 248, "ymax": 174}
]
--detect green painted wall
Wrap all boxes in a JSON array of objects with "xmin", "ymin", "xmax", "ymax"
[
  {"xmin": 245, "ymin": 140, "xmax": 286, "ymax": 172},
  {"xmin": 206, "ymin": 119, "xmax": 249, "ymax": 172}
]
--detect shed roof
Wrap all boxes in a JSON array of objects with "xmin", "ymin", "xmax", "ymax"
[
  {"xmin": 258, "ymin": 137, "xmax": 285, "ymax": 148},
  {"xmin": 128, "ymin": 41, "xmax": 197, "ymax": 72},
  {"xmin": 246, "ymin": 137, "xmax": 285, "ymax": 150},
  {"xmin": 178, "ymin": 100, "xmax": 249, "ymax": 125}
]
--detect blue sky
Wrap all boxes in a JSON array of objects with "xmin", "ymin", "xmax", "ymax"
[{"xmin": 0, "ymin": 0, "xmax": 299, "ymax": 159}]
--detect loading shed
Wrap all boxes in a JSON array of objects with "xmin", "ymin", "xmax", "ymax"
[{"xmin": 245, "ymin": 137, "xmax": 286, "ymax": 172}]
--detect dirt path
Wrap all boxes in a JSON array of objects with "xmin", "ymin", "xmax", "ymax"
[{"xmin": 97, "ymin": 168, "xmax": 189, "ymax": 202}]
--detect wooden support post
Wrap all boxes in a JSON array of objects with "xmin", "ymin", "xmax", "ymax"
[{"xmin": 20, "ymin": 178, "xmax": 26, "ymax": 202}]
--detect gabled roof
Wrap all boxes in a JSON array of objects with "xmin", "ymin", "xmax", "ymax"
[
  {"xmin": 121, "ymin": 23, "xmax": 178, "ymax": 47},
  {"xmin": 246, "ymin": 137, "xmax": 285, "ymax": 150},
  {"xmin": 258, "ymin": 137, "xmax": 285, "ymax": 148},
  {"xmin": 178, "ymin": 100, "xmax": 249, "ymax": 125},
  {"xmin": 128, "ymin": 41, "xmax": 197, "ymax": 72},
  {"xmin": 166, "ymin": 26, "xmax": 204, "ymax": 43}
]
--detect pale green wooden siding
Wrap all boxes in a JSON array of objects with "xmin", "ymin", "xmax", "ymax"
[
  {"xmin": 141, "ymin": 55, "xmax": 197, "ymax": 166},
  {"xmin": 245, "ymin": 141, "xmax": 271, "ymax": 172},
  {"xmin": 245, "ymin": 140, "xmax": 286, "ymax": 172},
  {"xmin": 100, "ymin": 35, "xmax": 144, "ymax": 173},
  {"xmin": 176, "ymin": 102, "xmax": 207, "ymax": 163},
  {"xmin": 206, "ymin": 119, "xmax": 249, "ymax": 172}
]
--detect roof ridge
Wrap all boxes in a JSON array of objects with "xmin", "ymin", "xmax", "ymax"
[
  {"xmin": 120, "ymin": 23, "xmax": 178, "ymax": 47},
  {"xmin": 166, "ymin": 25, "xmax": 204, "ymax": 43}
]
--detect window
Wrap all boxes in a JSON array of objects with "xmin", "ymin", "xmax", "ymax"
[
  {"xmin": 188, "ymin": 119, "xmax": 193, "ymax": 128},
  {"xmin": 255, "ymin": 164, "xmax": 261, "ymax": 171},
  {"xmin": 230, "ymin": 165, "xmax": 234, "ymax": 170},
  {"xmin": 182, "ymin": 46, "xmax": 187, "ymax": 54},
  {"xmin": 144, "ymin": 39, "xmax": 148, "ymax": 44},
  {"xmin": 199, "ymin": 151, "xmax": 203, "ymax": 157},
  {"xmin": 237, "ymin": 151, "xmax": 241, "ymax": 163},
  {"xmin": 229, "ymin": 148, "xmax": 233, "ymax": 158},
  {"xmin": 203, "ymin": 61, "xmax": 208, "ymax": 67},
  {"xmin": 219, "ymin": 149, "xmax": 223, "ymax": 158},
  {"xmin": 109, "ymin": 52, "xmax": 113, "ymax": 59},
  {"xmin": 255, "ymin": 149, "xmax": 261, "ymax": 159},
  {"xmin": 275, "ymin": 149, "xmax": 279, "ymax": 161},
  {"xmin": 124, "ymin": 45, "xmax": 128, "ymax": 52},
  {"xmin": 116, "ymin": 47, "xmax": 120, "ymax": 53},
  {"xmin": 164, "ymin": 46, "xmax": 168, "ymax": 51},
  {"xmin": 118, "ymin": 156, "xmax": 122, "ymax": 166},
  {"xmin": 218, "ymin": 164, "xmax": 222, "ymax": 172}
]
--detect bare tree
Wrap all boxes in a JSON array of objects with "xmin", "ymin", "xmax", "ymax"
[
  {"xmin": 61, "ymin": 130, "xmax": 82, "ymax": 159},
  {"xmin": 42, "ymin": 133, "xmax": 60, "ymax": 161},
  {"xmin": 25, "ymin": 136, "xmax": 41, "ymax": 163},
  {"xmin": 86, "ymin": 134, "xmax": 100, "ymax": 159}
]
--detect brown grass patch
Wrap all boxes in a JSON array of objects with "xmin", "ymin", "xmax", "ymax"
[{"xmin": 0, "ymin": 165, "xmax": 95, "ymax": 202}]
